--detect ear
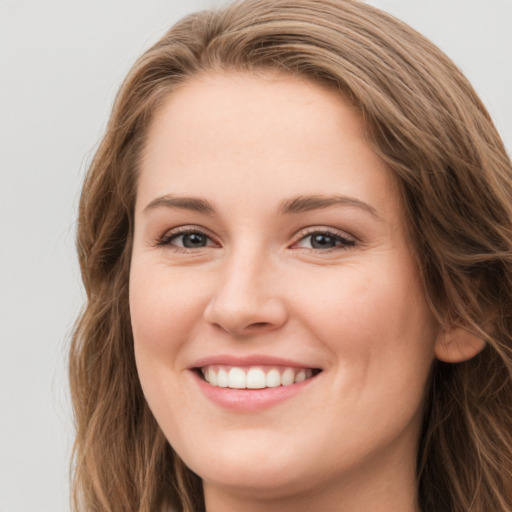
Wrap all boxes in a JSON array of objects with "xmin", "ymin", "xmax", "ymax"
[{"xmin": 434, "ymin": 326, "xmax": 486, "ymax": 363}]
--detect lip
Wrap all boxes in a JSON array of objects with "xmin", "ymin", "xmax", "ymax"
[
  {"xmin": 191, "ymin": 370, "xmax": 319, "ymax": 411},
  {"xmin": 189, "ymin": 354, "xmax": 318, "ymax": 369},
  {"xmin": 188, "ymin": 354, "xmax": 322, "ymax": 412}
]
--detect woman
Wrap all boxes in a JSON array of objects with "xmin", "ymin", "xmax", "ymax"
[{"xmin": 70, "ymin": 0, "xmax": 512, "ymax": 511}]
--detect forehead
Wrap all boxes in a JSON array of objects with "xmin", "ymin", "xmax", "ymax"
[
  {"xmin": 143, "ymin": 70, "xmax": 365, "ymax": 162},
  {"xmin": 137, "ymin": 71, "xmax": 399, "ymax": 221}
]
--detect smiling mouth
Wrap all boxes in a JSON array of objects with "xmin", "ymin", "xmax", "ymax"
[{"xmin": 197, "ymin": 365, "xmax": 322, "ymax": 389}]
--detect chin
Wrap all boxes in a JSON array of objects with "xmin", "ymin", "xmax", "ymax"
[
  {"xmin": 178, "ymin": 434, "xmax": 313, "ymax": 497},
  {"xmin": 199, "ymin": 463, "xmax": 311, "ymax": 501}
]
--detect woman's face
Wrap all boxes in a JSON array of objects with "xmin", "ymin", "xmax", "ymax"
[{"xmin": 130, "ymin": 72, "xmax": 440, "ymax": 504}]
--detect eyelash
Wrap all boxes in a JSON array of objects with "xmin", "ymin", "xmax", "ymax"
[
  {"xmin": 155, "ymin": 227, "xmax": 215, "ymax": 253},
  {"xmin": 293, "ymin": 228, "xmax": 356, "ymax": 252},
  {"xmin": 155, "ymin": 226, "xmax": 356, "ymax": 253}
]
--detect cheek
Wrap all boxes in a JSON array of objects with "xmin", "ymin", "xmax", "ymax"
[
  {"xmin": 129, "ymin": 262, "xmax": 210, "ymax": 361},
  {"xmin": 129, "ymin": 262, "xmax": 207, "ymax": 432},
  {"xmin": 290, "ymin": 260, "xmax": 437, "ymax": 385},
  {"xmin": 130, "ymin": 262, "xmax": 201, "ymax": 334}
]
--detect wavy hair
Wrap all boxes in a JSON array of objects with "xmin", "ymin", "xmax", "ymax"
[{"xmin": 70, "ymin": 1, "xmax": 512, "ymax": 510}]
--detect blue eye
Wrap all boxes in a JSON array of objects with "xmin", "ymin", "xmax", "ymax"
[
  {"xmin": 309, "ymin": 233, "xmax": 339, "ymax": 249},
  {"xmin": 175, "ymin": 232, "xmax": 209, "ymax": 248},
  {"xmin": 296, "ymin": 231, "xmax": 355, "ymax": 250},
  {"xmin": 158, "ymin": 229, "xmax": 214, "ymax": 249}
]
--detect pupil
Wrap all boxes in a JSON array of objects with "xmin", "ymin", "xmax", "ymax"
[
  {"xmin": 183, "ymin": 233, "xmax": 206, "ymax": 248},
  {"xmin": 311, "ymin": 234, "xmax": 336, "ymax": 249}
]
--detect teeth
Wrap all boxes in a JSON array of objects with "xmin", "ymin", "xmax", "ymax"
[
  {"xmin": 281, "ymin": 367, "xmax": 295, "ymax": 386},
  {"xmin": 217, "ymin": 368, "xmax": 228, "ymax": 388},
  {"xmin": 247, "ymin": 368, "xmax": 266, "ymax": 389},
  {"xmin": 266, "ymin": 368, "xmax": 281, "ymax": 387},
  {"xmin": 228, "ymin": 367, "xmax": 246, "ymax": 389},
  {"xmin": 201, "ymin": 365, "xmax": 317, "ymax": 389},
  {"xmin": 208, "ymin": 367, "xmax": 217, "ymax": 386},
  {"xmin": 295, "ymin": 369, "xmax": 306, "ymax": 383}
]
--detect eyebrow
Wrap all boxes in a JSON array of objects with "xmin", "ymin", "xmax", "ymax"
[
  {"xmin": 143, "ymin": 195, "xmax": 215, "ymax": 214},
  {"xmin": 279, "ymin": 194, "xmax": 379, "ymax": 217},
  {"xmin": 143, "ymin": 193, "xmax": 378, "ymax": 218}
]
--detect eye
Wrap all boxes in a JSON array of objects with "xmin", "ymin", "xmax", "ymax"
[
  {"xmin": 294, "ymin": 230, "xmax": 356, "ymax": 250},
  {"xmin": 157, "ymin": 228, "xmax": 217, "ymax": 250}
]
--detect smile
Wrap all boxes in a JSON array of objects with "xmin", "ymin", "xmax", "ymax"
[{"xmin": 200, "ymin": 365, "xmax": 318, "ymax": 389}]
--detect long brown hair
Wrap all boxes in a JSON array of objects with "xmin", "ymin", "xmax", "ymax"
[{"xmin": 70, "ymin": 1, "xmax": 512, "ymax": 510}]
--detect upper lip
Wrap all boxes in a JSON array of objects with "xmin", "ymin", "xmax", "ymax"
[{"xmin": 189, "ymin": 354, "xmax": 321, "ymax": 370}]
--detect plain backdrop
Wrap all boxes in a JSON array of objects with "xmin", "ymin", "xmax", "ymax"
[{"xmin": 0, "ymin": 1, "xmax": 510, "ymax": 511}]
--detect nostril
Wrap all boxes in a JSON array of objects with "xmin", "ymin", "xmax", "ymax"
[{"xmin": 247, "ymin": 322, "xmax": 271, "ymax": 330}]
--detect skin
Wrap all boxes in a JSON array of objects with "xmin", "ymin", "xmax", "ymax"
[{"xmin": 130, "ymin": 71, "xmax": 447, "ymax": 512}]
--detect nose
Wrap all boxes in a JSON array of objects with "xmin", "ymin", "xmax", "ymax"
[{"xmin": 203, "ymin": 249, "xmax": 288, "ymax": 336}]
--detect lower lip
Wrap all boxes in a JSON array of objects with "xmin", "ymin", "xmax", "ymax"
[{"xmin": 191, "ymin": 370, "xmax": 317, "ymax": 411}]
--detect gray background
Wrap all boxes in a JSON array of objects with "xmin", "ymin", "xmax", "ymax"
[{"xmin": 1, "ymin": 1, "xmax": 511, "ymax": 511}]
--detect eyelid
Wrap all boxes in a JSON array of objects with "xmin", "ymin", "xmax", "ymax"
[
  {"xmin": 154, "ymin": 225, "xmax": 219, "ymax": 248},
  {"xmin": 290, "ymin": 226, "xmax": 357, "ymax": 250},
  {"xmin": 152, "ymin": 224, "xmax": 356, "ymax": 252}
]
